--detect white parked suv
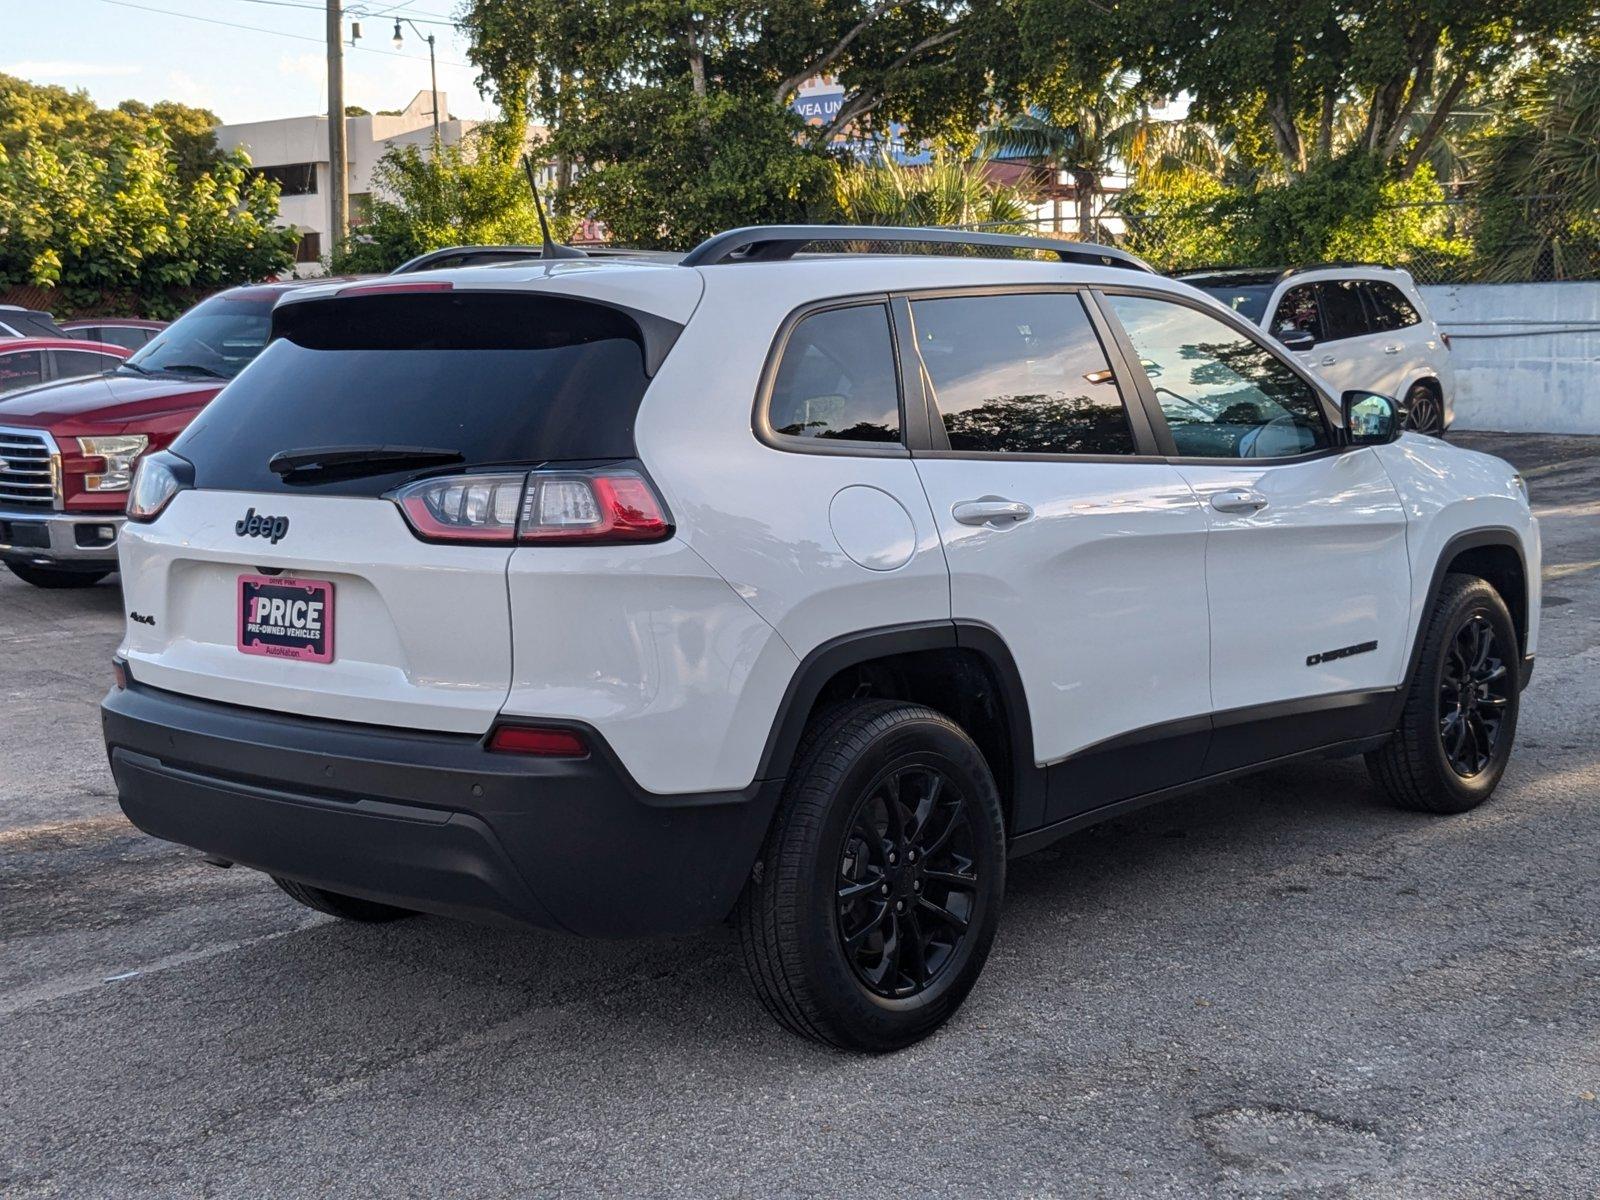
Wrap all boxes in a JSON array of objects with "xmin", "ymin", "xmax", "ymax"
[
  {"xmin": 103, "ymin": 227, "xmax": 1538, "ymax": 1050},
  {"xmin": 1180, "ymin": 264, "xmax": 1455, "ymax": 434}
]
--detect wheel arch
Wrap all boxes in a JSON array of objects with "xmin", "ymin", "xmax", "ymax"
[
  {"xmin": 754, "ymin": 621, "xmax": 1044, "ymax": 835},
  {"xmin": 1400, "ymin": 528, "xmax": 1530, "ymax": 702}
]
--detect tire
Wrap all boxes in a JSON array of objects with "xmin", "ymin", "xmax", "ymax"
[
  {"xmin": 5, "ymin": 561, "xmax": 111, "ymax": 589},
  {"xmin": 737, "ymin": 698, "xmax": 1007, "ymax": 1052},
  {"xmin": 272, "ymin": 875, "xmax": 415, "ymax": 922},
  {"xmin": 1404, "ymin": 382, "xmax": 1445, "ymax": 436},
  {"xmin": 1367, "ymin": 573, "xmax": 1520, "ymax": 813}
]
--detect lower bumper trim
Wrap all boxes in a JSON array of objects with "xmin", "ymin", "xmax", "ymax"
[{"xmin": 102, "ymin": 681, "xmax": 780, "ymax": 938}]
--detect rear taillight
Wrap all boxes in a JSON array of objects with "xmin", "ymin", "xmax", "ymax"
[
  {"xmin": 487, "ymin": 724, "xmax": 588, "ymax": 757},
  {"xmin": 391, "ymin": 472, "xmax": 527, "ymax": 542},
  {"xmin": 387, "ymin": 467, "xmax": 672, "ymax": 546},
  {"xmin": 125, "ymin": 452, "xmax": 188, "ymax": 522}
]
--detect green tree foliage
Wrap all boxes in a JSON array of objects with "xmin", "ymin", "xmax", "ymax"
[
  {"xmin": 0, "ymin": 76, "xmax": 225, "ymax": 185},
  {"xmin": 1022, "ymin": 0, "xmax": 1592, "ymax": 180},
  {"xmin": 330, "ymin": 118, "xmax": 565, "ymax": 272},
  {"xmin": 1122, "ymin": 156, "xmax": 1469, "ymax": 272},
  {"xmin": 825, "ymin": 150, "xmax": 1034, "ymax": 230},
  {"xmin": 0, "ymin": 75, "xmax": 295, "ymax": 316},
  {"xmin": 1471, "ymin": 41, "xmax": 1600, "ymax": 281},
  {"xmin": 460, "ymin": 0, "xmax": 1017, "ymax": 247},
  {"xmin": 982, "ymin": 76, "xmax": 1224, "ymax": 237}
]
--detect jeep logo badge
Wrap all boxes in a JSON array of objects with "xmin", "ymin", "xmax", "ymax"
[{"xmin": 235, "ymin": 507, "xmax": 290, "ymax": 545}]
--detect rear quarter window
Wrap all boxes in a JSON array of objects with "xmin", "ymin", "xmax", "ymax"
[{"xmin": 765, "ymin": 304, "xmax": 902, "ymax": 445}]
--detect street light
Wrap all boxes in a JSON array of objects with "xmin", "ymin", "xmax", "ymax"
[{"xmin": 391, "ymin": 19, "xmax": 440, "ymax": 140}]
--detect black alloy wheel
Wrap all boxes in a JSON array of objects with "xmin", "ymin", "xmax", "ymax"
[
  {"xmin": 738, "ymin": 699, "xmax": 1006, "ymax": 1051},
  {"xmin": 1438, "ymin": 613, "xmax": 1512, "ymax": 778},
  {"xmin": 836, "ymin": 763, "xmax": 979, "ymax": 1000},
  {"xmin": 1368, "ymin": 573, "xmax": 1521, "ymax": 813}
]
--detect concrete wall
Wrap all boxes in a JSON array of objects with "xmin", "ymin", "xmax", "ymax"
[{"xmin": 1420, "ymin": 282, "xmax": 1600, "ymax": 435}]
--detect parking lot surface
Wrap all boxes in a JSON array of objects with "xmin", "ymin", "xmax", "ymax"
[{"xmin": 3, "ymin": 432, "xmax": 1597, "ymax": 1198}]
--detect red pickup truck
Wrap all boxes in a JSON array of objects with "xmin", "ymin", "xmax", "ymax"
[{"xmin": 0, "ymin": 280, "xmax": 325, "ymax": 588}]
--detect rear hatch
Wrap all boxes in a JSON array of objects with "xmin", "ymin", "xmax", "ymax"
[{"xmin": 118, "ymin": 276, "xmax": 695, "ymax": 733}]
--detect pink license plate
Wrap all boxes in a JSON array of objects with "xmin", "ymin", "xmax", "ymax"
[{"xmin": 237, "ymin": 575, "xmax": 334, "ymax": 663}]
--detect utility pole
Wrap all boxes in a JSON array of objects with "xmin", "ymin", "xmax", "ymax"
[{"xmin": 326, "ymin": 0, "xmax": 348, "ymax": 249}]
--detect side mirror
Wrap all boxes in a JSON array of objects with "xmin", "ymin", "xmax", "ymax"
[
  {"xmin": 1343, "ymin": 390, "xmax": 1402, "ymax": 446},
  {"xmin": 1277, "ymin": 327, "xmax": 1317, "ymax": 353}
]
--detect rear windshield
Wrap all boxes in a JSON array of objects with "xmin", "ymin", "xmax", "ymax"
[
  {"xmin": 172, "ymin": 292, "xmax": 660, "ymax": 496},
  {"xmin": 1193, "ymin": 284, "xmax": 1272, "ymax": 323}
]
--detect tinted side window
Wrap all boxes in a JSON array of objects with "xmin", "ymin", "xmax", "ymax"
[
  {"xmin": 1106, "ymin": 294, "xmax": 1331, "ymax": 459},
  {"xmin": 1316, "ymin": 280, "xmax": 1370, "ymax": 340},
  {"xmin": 909, "ymin": 292, "xmax": 1135, "ymax": 455},
  {"xmin": 767, "ymin": 305, "xmax": 901, "ymax": 444},
  {"xmin": 52, "ymin": 350, "xmax": 119, "ymax": 378},
  {"xmin": 1360, "ymin": 282, "xmax": 1420, "ymax": 331},
  {"xmin": 0, "ymin": 350, "xmax": 44, "ymax": 393},
  {"xmin": 1272, "ymin": 285, "xmax": 1324, "ymax": 342}
]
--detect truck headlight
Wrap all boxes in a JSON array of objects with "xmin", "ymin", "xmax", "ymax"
[{"xmin": 77, "ymin": 435, "xmax": 150, "ymax": 492}]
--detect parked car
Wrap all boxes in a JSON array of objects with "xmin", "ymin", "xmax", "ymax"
[
  {"xmin": 103, "ymin": 226, "xmax": 1538, "ymax": 1051},
  {"xmin": 61, "ymin": 318, "xmax": 169, "ymax": 352},
  {"xmin": 0, "ymin": 336, "xmax": 130, "ymax": 394},
  {"xmin": 1178, "ymin": 264, "xmax": 1454, "ymax": 434},
  {"xmin": 0, "ymin": 304, "xmax": 68, "ymax": 339},
  {"xmin": 0, "ymin": 280, "xmax": 325, "ymax": 589}
]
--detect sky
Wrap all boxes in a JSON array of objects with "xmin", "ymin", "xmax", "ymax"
[{"xmin": 3, "ymin": 0, "xmax": 498, "ymax": 125}]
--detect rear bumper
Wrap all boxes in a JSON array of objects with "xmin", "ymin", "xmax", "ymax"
[
  {"xmin": 0, "ymin": 505, "xmax": 122, "ymax": 569},
  {"xmin": 101, "ymin": 680, "xmax": 780, "ymax": 937}
]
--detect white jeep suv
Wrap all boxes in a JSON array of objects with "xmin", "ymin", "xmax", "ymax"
[
  {"xmin": 104, "ymin": 227, "xmax": 1538, "ymax": 1051},
  {"xmin": 1180, "ymin": 264, "xmax": 1455, "ymax": 435}
]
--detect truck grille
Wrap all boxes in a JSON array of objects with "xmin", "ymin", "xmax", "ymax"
[{"xmin": 0, "ymin": 427, "xmax": 59, "ymax": 509}]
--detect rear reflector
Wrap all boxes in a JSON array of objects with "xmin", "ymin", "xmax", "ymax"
[
  {"xmin": 487, "ymin": 725, "xmax": 588, "ymax": 757},
  {"xmin": 112, "ymin": 657, "xmax": 128, "ymax": 689}
]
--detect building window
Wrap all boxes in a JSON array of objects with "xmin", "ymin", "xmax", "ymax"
[
  {"xmin": 254, "ymin": 162, "xmax": 318, "ymax": 196},
  {"xmin": 295, "ymin": 232, "xmax": 322, "ymax": 264}
]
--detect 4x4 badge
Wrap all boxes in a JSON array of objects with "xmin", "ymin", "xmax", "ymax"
[{"xmin": 235, "ymin": 507, "xmax": 290, "ymax": 544}]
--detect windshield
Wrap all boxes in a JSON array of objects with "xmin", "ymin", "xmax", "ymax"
[
  {"xmin": 1193, "ymin": 284, "xmax": 1273, "ymax": 324},
  {"xmin": 122, "ymin": 294, "xmax": 274, "ymax": 379}
]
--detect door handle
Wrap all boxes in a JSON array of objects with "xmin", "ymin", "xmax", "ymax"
[
  {"xmin": 1383, "ymin": 344, "xmax": 1402, "ymax": 354},
  {"xmin": 1210, "ymin": 489, "xmax": 1268, "ymax": 514},
  {"xmin": 952, "ymin": 497, "xmax": 1033, "ymax": 527},
  {"xmin": 1319, "ymin": 354, "xmax": 1336, "ymax": 366}
]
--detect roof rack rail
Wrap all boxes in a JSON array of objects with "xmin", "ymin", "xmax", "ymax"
[{"xmin": 679, "ymin": 225, "xmax": 1155, "ymax": 273}]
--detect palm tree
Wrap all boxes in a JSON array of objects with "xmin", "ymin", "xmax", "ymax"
[
  {"xmin": 1471, "ymin": 48, "xmax": 1600, "ymax": 281},
  {"xmin": 981, "ymin": 79, "xmax": 1222, "ymax": 238},
  {"xmin": 825, "ymin": 149, "xmax": 1036, "ymax": 232}
]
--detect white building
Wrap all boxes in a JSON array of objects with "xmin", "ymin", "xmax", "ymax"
[{"xmin": 215, "ymin": 91, "xmax": 536, "ymax": 272}]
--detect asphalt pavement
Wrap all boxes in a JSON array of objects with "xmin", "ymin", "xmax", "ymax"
[{"xmin": 2, "ymin": 432, "xmax": 1597, "ymax": 1198}]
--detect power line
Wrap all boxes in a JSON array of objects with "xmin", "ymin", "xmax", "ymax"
[
  {"xmin": 86, "ymin": 0, "xmax": 471, "ymax": 66},
  {"xmin": 218, "ymin": 0, "xmax": 458, "ymax": 29}
]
